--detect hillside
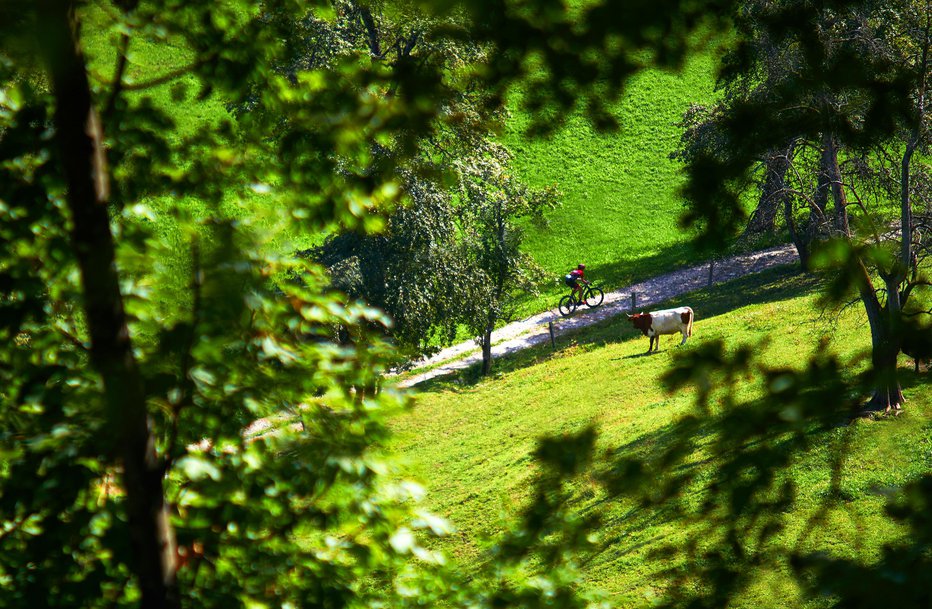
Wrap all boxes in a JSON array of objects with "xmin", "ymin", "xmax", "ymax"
[
  {"xmin": 16, "ymin": 3, "xmax": 932, "ymax": 608},
  {"xmin": 503, "ymin": 48, "xmax": 723, "ymax": 313},
  {"xmin": 387, "ymin": 266, "xmax": 932, "ymax": 607}
]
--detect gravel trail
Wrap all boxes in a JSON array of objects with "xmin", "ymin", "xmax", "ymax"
[{"xmin": 397, "ymin": 244, "xmax": 800, "ymax": 388}]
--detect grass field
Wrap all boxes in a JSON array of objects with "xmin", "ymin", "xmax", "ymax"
[
  {"xmin": 72, "ymin": 9, "xmax": 932, "ymax": 607},
  {"xmin": 502, "ymin": 48, "xmax": 725, "ymax": 314},
  {"xmin": 387, "ymin": 266, "xmax": 932, "ymax": 607}
]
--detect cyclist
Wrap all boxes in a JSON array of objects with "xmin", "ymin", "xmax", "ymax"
[{"xmin": 564, "ymin": 264, "xmax": 590, "ymax": 302}]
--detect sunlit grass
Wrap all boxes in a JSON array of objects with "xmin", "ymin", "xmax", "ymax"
[
  {"xmin": 388, "ymin": 266, "xmax": 932, "ymax": 607},
  {"xmin": 502, "ymin": 48, "xmax": 726, "ymax": 315}
]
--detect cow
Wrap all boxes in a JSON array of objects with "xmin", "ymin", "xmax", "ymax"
[
  {"xmin": 900, "ymin": 319, "xmax": 932, "ymax": 372},
  {"xmin": 626, "ymin": 306, "xmax": 694, "ymax": 353}
]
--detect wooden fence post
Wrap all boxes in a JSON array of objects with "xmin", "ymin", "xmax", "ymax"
[
  {"xmin": 708, "ymin": 259, "xmax": 715, "ymax": 286},
  {"xmin": 630, "ymin": 291, "xmax": 637, "ymax": 312},
  {"xmin": 548, "ymin": 321, "xmax": 556, "ymax": 349}
]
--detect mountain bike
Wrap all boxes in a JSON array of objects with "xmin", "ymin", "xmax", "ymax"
[{"xmin": 558, "ymin": 281, "xmax": 604, "ymax": 316}]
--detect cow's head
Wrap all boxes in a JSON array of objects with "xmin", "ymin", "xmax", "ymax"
[{"xmin": 626, "ymin": 312, "xmax": 652, "ymax": 335}]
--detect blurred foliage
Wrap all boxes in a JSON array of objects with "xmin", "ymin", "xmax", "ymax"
[
  {"xmin": 4, "ymin": 0, "xmax": 932, "ymax": 607},
  {"xmin": 0, "ymin": 0, "xmax": 585, "ymax": 606}
]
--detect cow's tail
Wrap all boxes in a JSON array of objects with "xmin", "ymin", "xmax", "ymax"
[{"xmin": 686, "ymin": 307, "xmax": 694, "ymax": 337}]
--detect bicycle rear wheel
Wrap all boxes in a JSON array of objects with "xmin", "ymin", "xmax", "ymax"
[
  {"xmin": 558, "ymin": 294, "xmax": 577, "ymax": 316},
  {"xmin": 584, "ymin": 286, "xmax": 604, "ymax": 308}
]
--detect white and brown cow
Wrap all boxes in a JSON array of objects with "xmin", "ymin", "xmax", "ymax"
[{"xmin": 626, "ymin": 306, "xmax": 694, "ymax": 353}]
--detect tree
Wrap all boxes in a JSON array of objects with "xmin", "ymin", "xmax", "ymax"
[
  {"xmin": 311, "ymin": 171, "xmax": 473, "ymax": 361},
  {"xmin": 773, "ymin": 0, "xmax": 932, "ymax": 412},
  {"xmin": 35, "ymin": 0, "xmax": 178, "ymax": 603},
  {"xmin": 671, "ymin": 0, "xmax": 932, "ymax": 412},
  {"xmin": 456, "ymin": 144, "xmax": 559, "ymax": 375},
  {"xmin": 670, "ymin": 0, "xmax": 854, "ymax": 263},
  {"xmin": 671, "ymin": 104, "xmax": 795, "ymax": 247}
]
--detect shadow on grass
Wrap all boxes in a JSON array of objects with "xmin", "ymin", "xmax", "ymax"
[
  {"xmin": 895, "ymin": 362, "xmax": 932, "ymax": 394},
  {"xmin": 413, "ymin": 264, "xmax": 823, "ymax": 394},
  {"xmin": 619, "ymin": 351, "xmax": 654, "ymax": 360},
  {"xmin": 573, "ymin": 395, "xmax": 853, "ymax": 568}
]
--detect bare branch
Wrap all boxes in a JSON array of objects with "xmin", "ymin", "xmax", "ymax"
[
  {"xmin": 781, "ymin": 187, "xmax": 827, "ymax": 223},
  {"xmin": 55, "ymin": 325, "xmax": 89, "ymax": 352},
  {"xmin": 901, "ymin": 278, "xmax": 932, "ymax": 305},
  {"xmin": 838, "ymin": 296, "xmax": 863, "ymax": 316},
  {"xmin": 841, "ymin": 181, "xmax": 883, "ymax": 246},
  {"xmin": 121, "ymin": 56, "xmax": 214, "ymax": 92}
]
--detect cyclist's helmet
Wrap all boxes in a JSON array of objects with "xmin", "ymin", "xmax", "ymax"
[{"xmin": 577, "ymin": 264, "xmax": 586, "ymax": 270}]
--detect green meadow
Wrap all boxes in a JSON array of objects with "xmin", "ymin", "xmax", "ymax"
[
  {"xmin": 503, "ymin": 49, "xmax": 723, "ymax": 312},
  {"xmin": 389, "ymin": 266, "xmax": 932, "ymax": 606},
  {"xmin": 70, "ymin": 7, "xmax": 932, "ymax": 606}
]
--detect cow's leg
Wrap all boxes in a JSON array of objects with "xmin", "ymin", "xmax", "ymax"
[
  {"xmin": 648, "ymin": 336, "xmax": 654, "ymax": 353},
  {"xmin": 680, "ymin": 329, "xmax": 688, "ymax": 346}
]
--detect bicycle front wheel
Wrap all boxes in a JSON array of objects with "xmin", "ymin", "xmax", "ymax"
[
  {"xmin": 584, "ymin": 286, "xmax": 604, "ymax": 308},
  {"xmin": 558, "ymin": 295, "xmax": 577, "ymax": 316}
]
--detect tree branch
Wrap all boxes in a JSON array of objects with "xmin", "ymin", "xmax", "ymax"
[
  {"xmin": 121, "ymin": 55, "xmax": 214, "ymax": 92},
  {"xmin": 901, "ymin": 278, "xmax": 932, "ymax": 305},
  {"xmin": 104, "ymin": 31, "xmax": 130, "ymax": 119},
  {"xmin": 55, "ymin": 325, "xmax": 89, "ymax": 352},
  {"xmin": 902, "ymin": 307, "xmax": 932, "ymax": 318},
  {"xmin": 782, "ymin": 187, "xmax": 827, "ymax": 223},
  {"xmin": 357, "ymin": 3, "xmax": 382, "ymax": 58},
  {"xmin": 842, "ymin": 182, "xmax": 884, "ymax": 247}
]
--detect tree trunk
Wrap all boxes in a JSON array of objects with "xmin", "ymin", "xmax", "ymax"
[
  {"xmin": 862, "ymin": 3, "xmax": 932, "ymax": 413},
  {"xmin": 821, "ymin": 132, "xmax": 850, "ymax": 236},
  {"xmin": 37, "ymin": 1, "xmax": 179, "ymax": 607},
  {"xmin": 811, "ymin": 137, "xmax": 831, "ymax": 235},
  {"xmin": 479, "ymin": 199, "xmax": 508, "ymax": 377},
  {"xmin": 481, "ymin": 325, "xmax": 493, "ymax": 375},
  {"xmin": 358, "ymin": 4, "xmax": 382, "ymax": 58},
  {"xmin": 744, "ymin": 143, "xmax": 794, "ymax": 238},
  {"xmin": 858, "ymin": 263, "xmax": 905, "ymax": 412},
  {"xmin": 783, "ymin": 185, "xmax": 812, "ymax": 272},
  {"xmin": 865, "ymin": 321, "xmax": 905, "ymax": 413}
]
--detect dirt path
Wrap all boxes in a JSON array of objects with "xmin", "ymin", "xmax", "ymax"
[{"xmin": 397, "ymin": 243, "xmax": 800, "ymax": 388}]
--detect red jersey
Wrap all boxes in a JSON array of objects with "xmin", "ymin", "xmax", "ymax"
[{"xmin": 570, "ymin": 269, "xmax": 585, "ymax": 280}]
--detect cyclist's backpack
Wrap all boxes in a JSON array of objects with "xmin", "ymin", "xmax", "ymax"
[{"xmin": 563, "ymin": 274, "xmax": 576, "ymax": 287}]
